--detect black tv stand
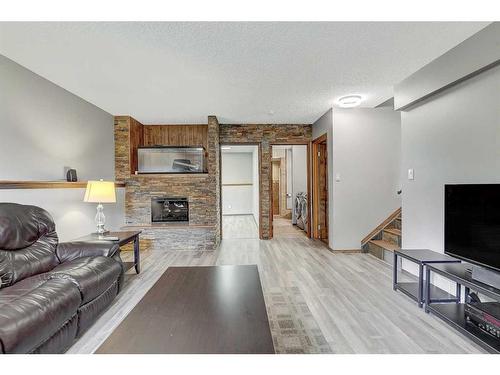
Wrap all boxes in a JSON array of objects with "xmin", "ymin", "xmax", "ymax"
[
  {"xmin": 425, "ymin": 263, "xmax": 500, "ymax": 353},
  {"xmin": 472, "ymin": 265, "xmax": 500, "ymax": 289}
]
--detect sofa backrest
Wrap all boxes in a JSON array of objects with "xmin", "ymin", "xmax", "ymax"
[{"xmin": 0, "ymin": 203, "xmax": 59, "ymax": 289}]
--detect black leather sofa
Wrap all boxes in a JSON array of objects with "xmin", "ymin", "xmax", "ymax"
[{"xmin": 0, "ymin": 203, "xmax": 124, "ymax": 354}]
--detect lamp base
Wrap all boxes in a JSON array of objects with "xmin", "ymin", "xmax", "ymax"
[
  {"xmin": 94, "ymin": 203, "xmax": 108, "ymax": 235},
  {"xmin": 94, "ymin": 230, "xmax": 110, "ymax": 235}
]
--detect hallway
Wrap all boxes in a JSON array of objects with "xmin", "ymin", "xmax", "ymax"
[{"xmin": 273, "ymin": 216, "xmax": 307, "ymax": 238}]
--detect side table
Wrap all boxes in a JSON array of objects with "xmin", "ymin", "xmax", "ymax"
[
  {"xmin": 393, "ymin": 249, "xmax": 460, "ymax": 307},
  {"xmin": 77, "ymin": 231, "xmax": 142, "ymax": 274}
]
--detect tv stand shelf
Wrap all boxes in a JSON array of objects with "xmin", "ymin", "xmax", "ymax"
[{"xmin": 425, "ymin": 263, "xmax": 500, "ymax": 353}]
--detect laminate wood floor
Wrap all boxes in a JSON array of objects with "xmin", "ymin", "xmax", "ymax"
[
  {"xmin": 273, "ymin": 216, "xmax": 307, "ymax": 238},
  {"xmin": 67, "ymin": 236, "xmax": 485, "ymax": 354},
  {"xmin": 222, "ymin": 215, "xmax": 259, "ymax": 239}
]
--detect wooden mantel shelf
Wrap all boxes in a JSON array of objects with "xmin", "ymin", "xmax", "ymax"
[{"xmin": 0, "ymin": 181, "xmax": 126, "ymax": 190}]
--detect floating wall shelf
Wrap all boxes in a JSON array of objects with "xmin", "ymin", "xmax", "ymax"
[{"xmin": 0, "ymin": 181, "xmax": 126, "ymax": 190}]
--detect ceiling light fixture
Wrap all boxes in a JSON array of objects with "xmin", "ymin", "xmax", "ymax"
[
  {"xmin": 221, "ymin": 146, "xmax": 232, "ymax": 150},
  {"xmin": 337, "ymin": 95, "xmax": 363, "ymax": 108}
]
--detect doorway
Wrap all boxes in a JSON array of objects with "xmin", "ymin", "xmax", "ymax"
[
  {"xmin": 220, "ymin": 144, "xmax": 260, "ymax": 239},
  {"xmin": 312, "ymin": 134, "xmax": 329, "ymax": 244},
  {"xmin": 270, "ymin": 144, "xmax": 310, "ymax": 238}
]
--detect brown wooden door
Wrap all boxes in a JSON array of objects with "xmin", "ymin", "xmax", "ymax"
[
  {"xmin": 318, "ymin": 142, "xmax": 328, "ymax": 242},
  {"xmin": 312, "ymin": 135, "xmax": 329, "ymax": 244}
]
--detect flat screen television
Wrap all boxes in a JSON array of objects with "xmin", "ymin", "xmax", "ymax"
[{"xmin": 445, "ymin": 184, "xmax": 500, "ymax": 272}]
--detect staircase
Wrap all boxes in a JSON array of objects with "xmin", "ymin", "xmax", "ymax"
[{"xmin": 361, "ymin": 208, "xmax": 401, "ymax": 264}]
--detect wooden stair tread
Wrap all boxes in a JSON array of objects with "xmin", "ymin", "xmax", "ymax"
[
  {"xmin": 384, "ymin": 228, "xmax": 401, "ymax": 236},
  {"xmin": 361, "ymin": 207, "xmax": 401, "ymax": 246},
  {"xmin": 369, "ymin": 240, "xmax": 400, "ymax": 252}
]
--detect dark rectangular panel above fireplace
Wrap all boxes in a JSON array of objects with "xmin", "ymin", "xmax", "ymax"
[{"xmin": 151, "ymin": 197, "xmax": 189, "ymax": 223}]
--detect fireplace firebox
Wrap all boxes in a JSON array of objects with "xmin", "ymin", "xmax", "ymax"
[{"xmin": 151, "ymin": 197, "xmax": 189, "ymax": 223}]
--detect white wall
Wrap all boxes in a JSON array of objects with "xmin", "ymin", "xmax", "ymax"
[
  {"xmin": 0, "ymin": 54, "xmax": 125, "ymax": 241},
  {"xmin": 291, "ymin": 145, "xmax": 308, "ymax": 224},
  {"xmin": 401, "ymin": 64, "xmax": 500, "ymax": 253},
  {"xmin": 394, "ymin": 23, "xmax": 499, "ymax": 110},
  {"xmin": 221, "ymin": 152, "xmax": 254, "ymax": 215},
  {"xmin": 312, "ymin": 107, "xmax": 401, "ymax": 250},
  {"xmin": 331, "ymin": 108, "xmax": 401, "ymax": 250},
  {"xmin": 2, "ymin": 189, "xmax": 125, "ymax": 242}
]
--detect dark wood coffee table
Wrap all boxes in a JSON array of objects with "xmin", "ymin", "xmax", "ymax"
[
  {"xmin": 77, "ymin": 231, "xmax": 142, "ymax": 274},
  {"xmin": 96, "ymin": 265, "xmax": 275, "ymax": 354}
]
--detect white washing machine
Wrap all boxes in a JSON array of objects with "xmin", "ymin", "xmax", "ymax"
[
  {"xmin": 296, "ymin": 192, "xmax": 307, "ymax": 230},
  {"xmin": 294, "ymin": 194, "xmax": 302, "ymax": 225}
]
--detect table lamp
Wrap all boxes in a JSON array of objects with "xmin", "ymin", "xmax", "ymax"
[{"xmin": 84, "ymin": 179, "xmax": 116, "ymax": 234}]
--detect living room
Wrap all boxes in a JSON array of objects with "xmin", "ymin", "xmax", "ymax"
[{"xmin": 1, "ymin": 2, "xmax": 500, "ymax": 374}]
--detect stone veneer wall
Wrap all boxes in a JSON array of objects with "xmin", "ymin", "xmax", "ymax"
[
  {"xmin": 219, "ymin": 124, "xmax": 312, "ymax": 239},
  {"xmin": 208, "ymin": 116, "xmax": 221, "ymax": 243},
  {"xmin": 114, "ymin": 116, "xmax": 221, "ymax": 251}
]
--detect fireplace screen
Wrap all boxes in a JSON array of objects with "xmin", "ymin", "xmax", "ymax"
[{"xmin": 151, "ymin": 197, "xmax": 189, "ymax": 223}]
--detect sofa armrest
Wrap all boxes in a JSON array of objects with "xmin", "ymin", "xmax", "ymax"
[{"xmin": 56, "ymin": 241, "xmax": 120, "ymax": 263}]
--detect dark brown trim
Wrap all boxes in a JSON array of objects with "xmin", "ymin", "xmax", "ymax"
[
  {"xmin": 269, "ymin": 142, "xmax": 312, "ymax": 239},
  {"xmin": 219, "ymin": 142, "xmax": 263, "ymax": 240},
  {"xmin": 307, "ymin": 141, "xmax": 312, "ymax": 238},
  {"xmin": 0, "ymin": 181, "xmax": 126, "ymax": 189},
  {"xmin": 271, "ymin": 158, "xmax": 281, "ymax": 218},
  {"xmin": 312, "ymin": 133, "xmax": 328, "ymax": 242}
]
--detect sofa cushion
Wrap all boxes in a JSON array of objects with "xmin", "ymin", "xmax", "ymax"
[
  {"xmin": 0, "ymin": 274, "xmax": 81, "ymax": 354},
  {"xmin": 0, "ymin": 203, "xmax": 59, "ymax": 289},
  {"xmin": 76, "ymin": 281, "xmax": 119, "ymax": 337},
  {"xmin": 56, "ymin": 241, "xmax": 120, "ymax": 263},
  {"xmin": 49, "ymin": 256, "xmax": 122, "ymax": 304},
  {"xmin": 0, "ymin": 203, "xmax": 56, "ymax": 250}
]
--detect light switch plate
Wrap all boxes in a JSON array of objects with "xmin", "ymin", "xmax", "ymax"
[
  {"xmin": 335, "ymin": 173, "xmax": 341, "ymax": 182},
  {"xmin": 408, "ymin": 168, "xmax": 414, "ymax": 180}
]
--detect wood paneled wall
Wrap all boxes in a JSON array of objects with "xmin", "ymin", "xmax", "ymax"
[
  {"xmin": 117, "ymin": 119, "xmax": 209, "ymax": 174},
  {"xmin": 143, "ymin": 125, "xmax": 208, "ymax": 150}
]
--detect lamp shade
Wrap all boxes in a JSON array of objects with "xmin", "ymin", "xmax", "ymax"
[{"xmin": 84, "ymin": 180, "xmax": 116, "ymax": 203}]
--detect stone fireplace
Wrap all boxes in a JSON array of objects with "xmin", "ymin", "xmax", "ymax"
[{"xmin": 114, "ymin": 115, "xmax": 221, "ymax": 251}]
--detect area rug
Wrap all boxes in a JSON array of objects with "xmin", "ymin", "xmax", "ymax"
[{"xmin": 264, "ymin": 286, "xmax": 332, "ymax": 354}]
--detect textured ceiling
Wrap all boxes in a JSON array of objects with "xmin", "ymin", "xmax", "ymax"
[{"xmin": 0, "ymin": 22, "xmax": 489, "ymax": 124}]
